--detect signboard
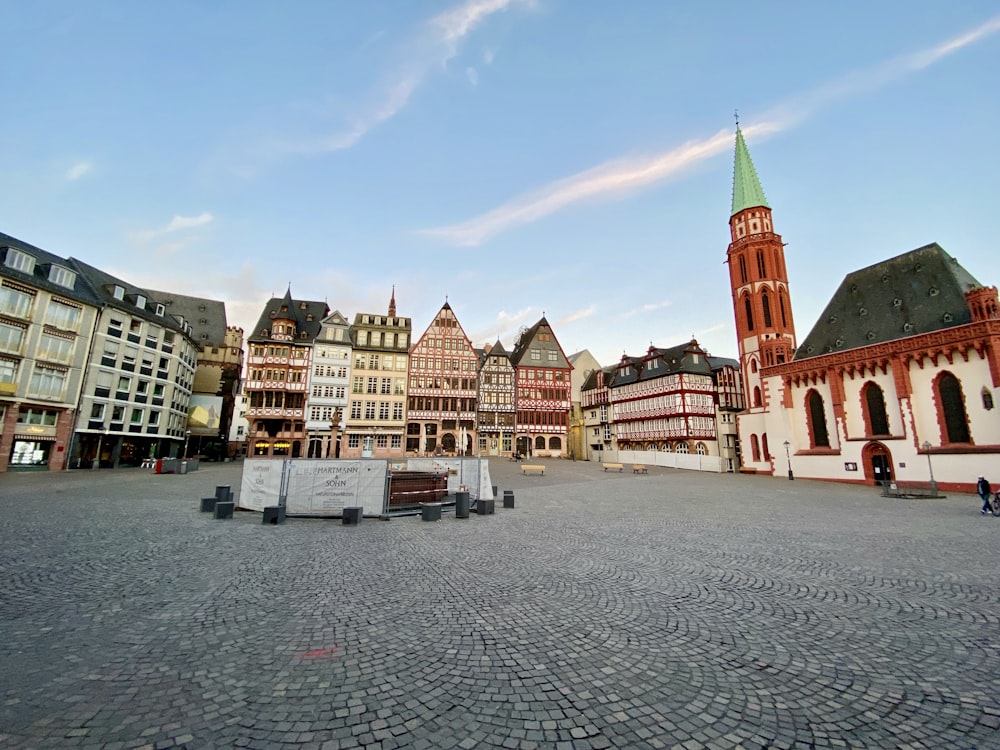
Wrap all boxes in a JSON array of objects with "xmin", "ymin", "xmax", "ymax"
[
  {"xmin": 285, "ymin": 460, "xmax": 387, "ymax": 515},
  {"xmin": 187, "ymin": 395, "xmax": 223, "ymax": 435},
  {"xmin": 239, "ymin": 459, "xmax": 285, "ymax": 511}
]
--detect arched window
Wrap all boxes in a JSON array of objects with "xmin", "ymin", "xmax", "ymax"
[
  {"xmin": 534, "ymin": 436, "xmax": 546, "ymax": 450},
  {"xmin": 739, "ymin": 256, "xmax": 748, "ymax": 284},
  {"xmin": 761, "ymin": 291, "xmax": 772, "ymax": 328},
  {"xmin": 548, "ymin": 436, "xmax": 561, "ymax": 450},
  {"xmin": 757, "ymin": 251, "xmax": 766, "ymax": 278},
  {"xmin": 676, "ymin": 442, "xmax": 689, "ymax": 454},
  {"xmin": 936, "ymin": 372, "xmax": 970, "ymax": 444},
  {"xmin": 750, "ymin": 434, "xmax": 761, "ymax": 462},
  {"xmin": 761, "ymin": 433, "xmax": 770, "ymax": 460},
  {"xmin": 695, "ymin": 443, "xmax": 707, "ymax": 455},
  {"xmin": 983, "ymin": 388, "xmax": 994, "ymax": 411},
  {"xmin": 753, "ymin": 386, "xmax": 762, "ymax": 408},
  {"xmin": 744, "ymin": 295, "xmax": 754, "ymax": 331},
  {"xmin": 779, "ymin": 290, "xmax": 788, "ymax": 327},
  {"xmin": 807, "ymin": 390, "xmax": 830, "ymax": 447},
  {"xmin": 751, "ymin": 359, "xmax": 758, "ymax": 373},
  {"xmin": 862, "ymin": 382, "xmax": 890, "ymax": 436}
]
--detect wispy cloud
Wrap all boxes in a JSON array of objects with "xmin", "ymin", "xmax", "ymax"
[
  {"xmin": 617, "ymin": 300, "xmax": 673, "ymax": 321},
  {"xmin": 296, "ymin": 0, "xmax": 532, "ymax": 154},
  {"xmin": 132, "ymin": 212, "xmax": 214, "ymax": 244},
  {"xmin": 470, "ymin": 306, "xmax": 535, "ymax": 346},
  {"xmin": 64, "ymin": 161, "xmax": 93, "ymax": 181},
  {"xmin": 556, "ymin": 305, "xmax": 596, "ymax": 326},
  {"xmin": 420, "ymin": 13, "xmax": 1000, "ymax": 246}
]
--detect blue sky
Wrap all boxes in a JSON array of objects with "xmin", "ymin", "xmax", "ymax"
[{"xmin": 2, "ymin": 1, "xmax": 998, "ymax": 366}]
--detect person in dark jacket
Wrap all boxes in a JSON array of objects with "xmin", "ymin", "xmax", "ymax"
[{"xmin": 978, "ymin": 476, "xmax": 993, "ymax": 514}]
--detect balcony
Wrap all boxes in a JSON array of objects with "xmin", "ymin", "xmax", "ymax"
[{"xmin": 247, "ymin": 407, "xmax": 304, "ymax": 419}]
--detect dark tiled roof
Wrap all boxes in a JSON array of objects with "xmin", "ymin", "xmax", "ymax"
[
  {"xmin": 795, "ymin": 243, "xmax": 983, "ymax": 360},
  {"xmin": 614, "ymin": 340, "xmax": 713, "ymax": 386},
  {"xmin": 68, "ymin": 258, "xmax": 189, "ymax": 333},
  {"xmin": 0, "ymin": 231, "xmax": 102, "ymax": 307},
  {"xmin": 248, "ymin": 292, "xmax": 328, "ymax": 344},
  {"xmin": 146, "ymin": 289, "xmax": 228, "ymax": 346},
  {"xmin": 707, "ymin": 355, "xmax": 740, "ymax": 371}
]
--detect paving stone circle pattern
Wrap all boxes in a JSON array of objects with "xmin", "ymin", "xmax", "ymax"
[{"xmin": 2, "ymin": 460, "xmax": 998, "ymax": 749}]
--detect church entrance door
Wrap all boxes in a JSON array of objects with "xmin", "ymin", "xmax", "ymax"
[{"xmin": 862, "ymin": 442, "xmax": 893, "ymax": 486}]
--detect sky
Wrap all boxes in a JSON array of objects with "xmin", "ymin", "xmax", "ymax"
[{"xmin": 2, "ymin": 1, "xmax": 999, "ymax": 367}]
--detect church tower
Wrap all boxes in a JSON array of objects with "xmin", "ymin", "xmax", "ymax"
[{"xmin": 726, "ymin": 126, "xmax": 796, "ymax": 412}]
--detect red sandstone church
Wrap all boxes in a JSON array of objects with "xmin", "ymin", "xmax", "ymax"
[{"xmin": 727, "ymin": 128, "xmax": 1000, "ymax": 492}]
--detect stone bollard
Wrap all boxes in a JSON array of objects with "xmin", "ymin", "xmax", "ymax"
[
  {"xmin": 455, "ymin": 491, "xmax": 470, "ymax": 519},
  {"xmin": 262, "ymin": 506, "xmax": 285, "ymax": 525},
  {"xmin": 421, "ymin": 503, "xmax": 442, "ymax": 522},
  {"xmin": 342, "ymin": 507, "xmax": 363, "ymax": 525},
  {"xmin": 200, "ymin": 497, "xmax": 218, "ymax": 513},
  {"xmin": 215, "ymin": 485, "xmax": 233, "ymax": 504},
  {"xmin": 476, "ymin": 498, "xmax": 495, "ymax": 516},
  {"xmin": 214, "ymin": 501, "xmax": 234, "ymax": 520},
  {"xmin": 503, "ymin": 490, "xmax": 515, "ymax": 509}
]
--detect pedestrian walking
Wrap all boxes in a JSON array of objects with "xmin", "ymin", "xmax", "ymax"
[{"xmin": 977, "ymin": 475, "xmax": 993, "ymax": 514}]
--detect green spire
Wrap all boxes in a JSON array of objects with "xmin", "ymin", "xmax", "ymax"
[{"xmin": 731, "ymin": 127, "xmax": 770, "ymax": 217}]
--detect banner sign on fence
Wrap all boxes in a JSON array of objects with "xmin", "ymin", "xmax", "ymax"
[
  {"xmin": 239, "ymin": 459, "xmax": 285, "ymax": 511},
  {"xmin": 285, "ymin": 459, "xmax": 387, "ymax": 515}
]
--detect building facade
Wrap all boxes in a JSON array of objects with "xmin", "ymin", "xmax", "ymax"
[
  {"xmin": 510, "ymin": 317, "xmax": 573, "ymax": 457},
  {"xmin": 580, "ymin": 366, "xmax": 616, "ymax": 462},
  {"xmin": 567, "ymin": 349, "xmax": 602, "ymax": 461},
  {"xmin": 0, "ymin": 236, "xmax": 99, "ymax": 472},
  {"xmin": 476, "ymin": 340, "xmax": 516, "ymax": 457},
  {"xmin": 245, "ymin": 290, "xmax": 327, "ymax": 459},
  {"xmin": 70, "ymin": 260, "xmax": 199, "ymax": 468},
  {"xmin": 306, "ymin": 310, "xmax": 351, "ymax": 458},
  {"xmin": 726, "ymin": 127, "xmax": 1000, "ymax": 490},
  {"xmin": 342, "ymin": 291, "xmax": 410, "ymax": 459},
  {"xmin": 406, "ymin": 302, "xmax": 478, "ymax": 456}
]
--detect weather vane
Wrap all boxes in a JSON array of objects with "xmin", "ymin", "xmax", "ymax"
[{"xmin": 734, "ymin": 108, "xmax": 739, "ymax": 128}]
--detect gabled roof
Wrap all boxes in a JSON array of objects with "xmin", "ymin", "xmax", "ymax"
[
  {"xmin": 615, "ymin": 340, "xmax": 713, "ymax": 385},
  {"xmin": 248, "ymin": 293, "xmax": 328, "ymax": 343},
  {"xmin": 510, "ymin": 316, "xmax": 571, "ymax": 368},
  {"xmin": 731, "ymin": 127, "xmax": 770, "ymax": 217},
  {"xmin": 795, "ymin": 243, "xmax": 983, "ymax": 360}
]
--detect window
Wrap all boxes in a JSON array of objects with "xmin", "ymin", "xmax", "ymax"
[
  {"xmin": 761, "ymin": 291, "xmax": 772, "ymax": 328},
  {"xmin": 148, "ymin": 410, "xmax": 160, "ymax": 426},
  {"xmin": 16, "ymin": 408, "xmax": 58, "ymax": 426},
  {"xmin": 47, "ymin": 265, "xmax": 76, "ymax": 288},
  {"xmin": 547, "ymin": 351, "xmax": 557, "ymax": 361},
  {"xmin": 0, "ymin": 358, "xmax": 17, "ymax": 385},
  {"xmin": 45, "ymin": 300, "xmax": 82, "ymax": 331},
  {"xmin": 4, "ymin": 248, "xmax": 36, "ymax": 274},
  {"xmin": 744, "ymin": 295, "xmax": 754, "ymax": 331},
  {"xmin": 531, "ymin": 349, "xmax": 540, "ymax": 360},
  {"xmin": 738, "ymin": 255, "xmax": 748, "ymax": 284},
  {"xmin": 807, "ymin": 390, "xmax": 830, "ymax": 448},
  {"xmin": 936, "ymin": 372, "xmax": 970, "ymax": 444},
  {"xmin": 117, "ymin": 376, "xmax": 131, "ymax": 393},
  {"xmin": 130, "ymin": 408, "xmax": 144, "ymax": 424},
  {"xmin": 364, "ymin": 401, "xmax": 376, "ymax": 419},
  {"xmin": 28, "ymin": 365, "xmax": 67, "ymax": 400},
  {"xmin": 37, "ymin": 334, "xmax": 74, "ymax": 364},
  {"xmin": 0, "ymin": 322, "xmax": 25, "ymax": 354},
  {"xmin": 750, "ymin": 434, "xmax": 760, "ymax": 462},
  {"xmin": 90, "ymin": 403, "xmax": 105, "ymax": 420},
  {"xmin": 984, "ymin": 388, "xmax": 995, "ymax": 411},
  {"xmin": 393, "ymin": 402, "xmax": 403, "ymax": 420},
  {"xmin": 0, "ymin": 285, "xmax": 34, "ymax": 319},
  {"xmin": 862, "ymin": 382, "xmax": 890, "ymax": 435}
]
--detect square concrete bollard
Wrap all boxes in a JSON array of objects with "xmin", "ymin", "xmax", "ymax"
[
  {"xmin": 421, "ymin": 503, "xmax": 442, "ymax": 522},
  {"xmin": 476, "ymin": 498, "xmax": 495, "ymax": 516},
  {"xmin": 262, "ymin": 506, "xmax": 285, "ymax": 525},
  {"xmin": 215, "ymin": 485, "xmax": 233, "ymax": 504},
  {"xmin": 503, "ymin": 490, "xmax": 515, "ymax": 509},
  {"xmin": 200, "ymin": 496, "xmax": 218, "ymax": 513},
  {"xmin": 342, "ymin": 507, "xmax": 363, "ymax": 525},
  {"xmin": 214, "ymin": 501, "xmax": 234, "ymax": 519}
]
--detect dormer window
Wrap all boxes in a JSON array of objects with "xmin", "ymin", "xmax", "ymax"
[
  {"xmin": 155, "ymin": 304, "xmax": 165, "ymax": 316},
  {"xmin": 112, "ymin": 285, "xmax": 125, "ymax": 300},
  {"xmin": 135, "ymin": 294, "xmax": 146, "ymax": 309},
  {"xmin": 3, "ymin": 247, "xmax": 36, "ymax": 274},
  {"xmin": 47, "ymin": 264, "xmax": 76, "ymax": 289}
]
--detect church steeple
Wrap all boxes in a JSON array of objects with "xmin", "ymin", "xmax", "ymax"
[
  {"xmin": 731, "ymin": 126, "xmax": 770, "ymax": 217},
  {"xmin": 726, "ymin": 125, "xmax": 796, "ymax": 410},
  {"xmin": 388, "ymin": 285, "xmax": 396, "ymax": 317}
]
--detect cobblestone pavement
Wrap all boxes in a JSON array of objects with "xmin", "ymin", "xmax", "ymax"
[{"xmin": 2, "ymin": 460, "xmax": 999, "ymax": 750}]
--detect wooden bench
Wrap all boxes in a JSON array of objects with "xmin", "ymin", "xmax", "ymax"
[
  {"xmin": 632, "ymin": 464, "xmax": 648, "ymax": 474},
  {"xmin": 602, "ymin": 462, "xmax": 624, "ymax": 472},
  {"xmin": 521, "ymin": 464, "xmax": 545, "ymax": 475}
]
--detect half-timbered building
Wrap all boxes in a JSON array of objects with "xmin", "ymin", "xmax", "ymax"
[
  {"xmin": 610, "ymin": 341, "xmax": 719, "ymax": 456},
  {"xmin": 510, "ymin": 317, "xmax": 572, "ymax": 457},
  {"xmin": 245, "ymin": 289, "xmax": 327, "ymax": 459},
  {"xmin": 476, "ymin": 340, "xmax": 516, "ymax": 457},
  {"xmin": 406, "ymin": 302, "xmax": 478, "ymax": 456},
  {"xmin": 580, "ymin": 366, "xmax": 616, "ymax": 462}
]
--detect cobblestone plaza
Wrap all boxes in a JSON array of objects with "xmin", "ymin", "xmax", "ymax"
[{"xmin": 2, "ymin": 461, "xmax": 998, "ymax": 749}]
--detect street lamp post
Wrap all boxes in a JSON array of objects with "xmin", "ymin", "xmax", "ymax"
[
  {"xmin": 922, "ymin": 441, "xmax": 937, "ymax": 495},
  {"xmin": 93, "ymin": 428, "xmax": 108, "ymax": 469},
  {"xmin": 183, "ymin": 429, "xmax": 191, "ymax": 458},
  {"xmin": 783, "ymin": 440, "xmax": 794, "ymax": 481}
]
